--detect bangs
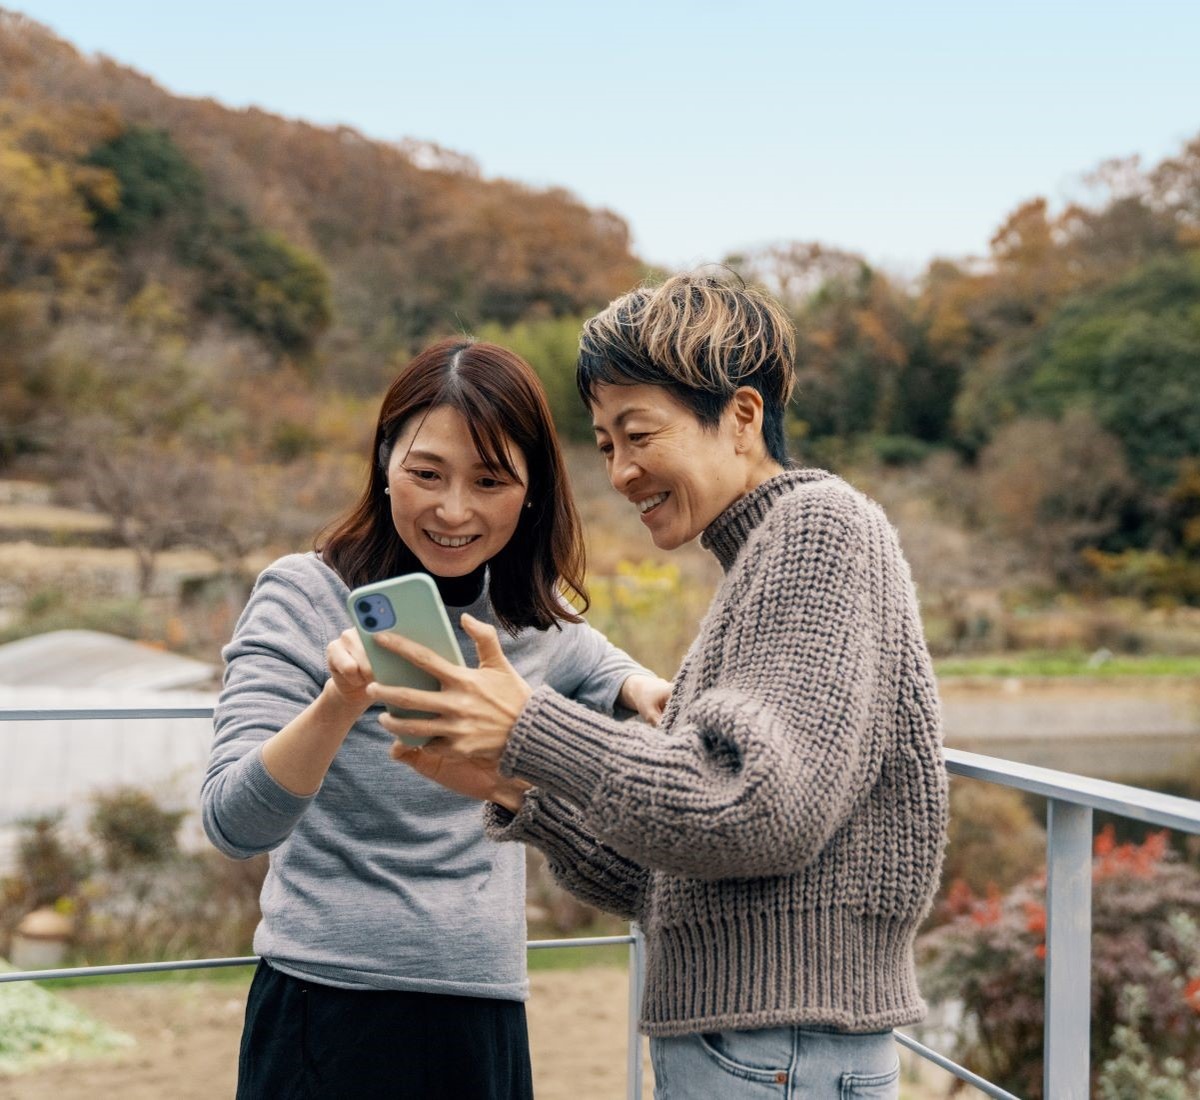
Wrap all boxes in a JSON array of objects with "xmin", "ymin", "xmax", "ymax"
[
  {"xmin": 577, "ymin": 298, "xmax": 654, "ymax": 407},
  {"xmin": 449, "ymin": 383, "xmax": 526, "ymax": 485}
]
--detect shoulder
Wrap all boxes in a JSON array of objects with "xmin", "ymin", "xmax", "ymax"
[
  {"xmin": 761, "ymin": 474, "xmax": 886, "ymax": 550},
  {"xmin": 242, "ymin": 552, "xmax": 349, "ymax": 626},
  {"xmin": 252, "ymin": 552, "xmax": 343, "ymax": 597}
]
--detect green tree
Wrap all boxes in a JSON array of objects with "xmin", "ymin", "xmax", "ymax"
[
  {"xmin": 475, "ymin": 315, "xmax": 592, "ymax": 442},
  {"xmin": 195, "ymin": 211, "xmax": 332, "ymax": 356},
  {"xmin": 1023, "ymin": 254, "xmax": 1200, "ymax": 491},
  {"xmin": 84, "ymin": 126, "xmax": 204, "ymax": 239}
]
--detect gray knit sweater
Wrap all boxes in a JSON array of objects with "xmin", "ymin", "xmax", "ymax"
[{"xmin": 486, "ymin": 470, "xmax": 948, "ymax": 1035}]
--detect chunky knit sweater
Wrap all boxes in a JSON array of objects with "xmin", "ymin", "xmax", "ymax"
[{"xmin": 486, "ymin": 469, "xmax": 948, "ymax": 1036}]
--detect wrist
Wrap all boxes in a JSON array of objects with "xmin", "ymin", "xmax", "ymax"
[
  {"xmin": 618, "ymin": 674, "xmax": 641, "ymax": 709},
  {"xmin": 489, "ymin": 778, "xmax": 531, "ymax": 815},
  {"xmin": 318, "ymin": 678, "xmax": 371, "ymax": 726}
]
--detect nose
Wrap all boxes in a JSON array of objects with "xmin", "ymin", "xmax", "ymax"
[
  {"xmin": 608, "ymin": 446, "xmax": 641, "ymax": 495},
  {"xmin": 435, "ymin": 483, "xmax": 472, "ymax": 526}
]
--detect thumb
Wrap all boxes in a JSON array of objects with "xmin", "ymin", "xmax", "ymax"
[{"xmin": 461, "ymin": 613, "xmax": 510, "ymax": 669}]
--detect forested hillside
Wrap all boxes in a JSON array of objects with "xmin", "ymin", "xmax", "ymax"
[
  {"xmin": 1, "ymin": 6, "xmax": 1198, "ymax": 633},
  {"xmin": 0, "ymin": 8, "xmax": 641, "ymax": 393}
]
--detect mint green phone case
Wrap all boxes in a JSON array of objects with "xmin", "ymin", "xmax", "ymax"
[{"xmin": 346, "ymin": 573, "xmax": 466, "ymax": 745}]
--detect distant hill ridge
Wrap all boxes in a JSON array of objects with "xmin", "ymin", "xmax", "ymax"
[{"xmin": 0, "ymin": 8, "xmax": 641, "ymax": 370}]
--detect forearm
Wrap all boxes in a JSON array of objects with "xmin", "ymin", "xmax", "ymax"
[
  {"xmin": 484, "ymin": 790, "xmax": 647, "ymax": 920},
  {"xmin": 261, "ymin": 680, "xmax": 367, "ymax": 795},
  {"xmin": 501, "ymin": 683, "xmax": 869, "ymax": 880}
]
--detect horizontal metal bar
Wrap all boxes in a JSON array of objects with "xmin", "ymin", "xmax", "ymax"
[
  {"xmin": 0, "ymin": 956, "xmax": 257, "ymax": 983},
  {"xmin": 894, "ymin": 1031, "xmax": 1022, "ymax": 1100},
  {"xmin": 0, "ymin": 708, "xmax": 215, "ymax": 721},
  {"xmin": 946, "ymin": 747, "xmax": 1200, "ymax": 835},
  {"xmin": 525, "ymin": 935, "xmax": 634, "ymax": 950},
  {"xmin": 0, "ymin": 937, "xmax": 636, "ymax": 984}
]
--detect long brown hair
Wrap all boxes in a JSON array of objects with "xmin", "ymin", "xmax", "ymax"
[{"xmin": 318, "ymin": 338, "xmax": 587, "ymax": 632}]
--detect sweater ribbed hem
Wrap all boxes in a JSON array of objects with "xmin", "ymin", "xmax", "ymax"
[{"xmin": 639, "ymin": 906, "xmax": 925, "ymax": 1037}]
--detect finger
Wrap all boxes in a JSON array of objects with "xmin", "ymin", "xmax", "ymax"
[
  {"xmin": 339, "ymin": 628, "xmax": 370, "ymax": 662},
  {"xmin": 377, "ymin": 712, "xmax": 445, "ymax": 741},
  {"xmin": 327, "ymin": 643, "xmax": 372, "ymax": 684},
  {"xmin": 390, "ymin": 743, "xmax": 440, "ymax": 771},
  {"xmin": 460, "ymin": 614, "xmax": 511, "ymax": 670},
  {"xmin": 365, "ymin": 684, "xmax": 451, "ymax": 714},
  {"xmin": 372, "ymin": 631, "xmax": 464, "ymax": 684}
]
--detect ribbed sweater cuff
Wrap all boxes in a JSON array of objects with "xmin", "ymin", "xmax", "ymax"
[
  {"xmin": 483, "ymin": 787, "xmax": 564, "ymax": 847},
  {"xmin": 244, "ymin": 742, "xmax": 319, "ymax": 817},
  {"xmin": 500, "ymin": 685, "xmax": 623, "ymax": 809}
]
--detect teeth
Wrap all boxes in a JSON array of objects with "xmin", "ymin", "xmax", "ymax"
[
  {"xmin": 427, "ymin": 532, "xmax": 478, "ymax": 548},
  {"xmin": 638, "ymin": 493, "xmax": 668, "ymax": 514}
]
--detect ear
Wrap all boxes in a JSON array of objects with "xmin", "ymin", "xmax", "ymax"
[{"xmin": 729, "ymin": 387, "xmax": 765, "ymax": 455}]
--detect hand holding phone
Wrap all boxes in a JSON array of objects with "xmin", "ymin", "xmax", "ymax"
[{"xmin": 346, "ymin": 574, "xmax": 465, "ymax": 746}]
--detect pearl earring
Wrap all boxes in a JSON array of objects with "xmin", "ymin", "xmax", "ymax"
[{"xmin": 384, "ymin": 487, "xmax": 391, "ymax": 496}]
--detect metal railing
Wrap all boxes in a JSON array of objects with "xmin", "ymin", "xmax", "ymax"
[{"xmin": 3, "ymin": 708, "xmax": 1200, "ymax": 1099}]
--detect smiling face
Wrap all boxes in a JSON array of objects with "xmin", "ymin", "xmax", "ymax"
[
  {"xmin": 386, "ymin": 405, "xmax": 529, "ymax": 577},
  {"xmin": 590, "ymin": 383, "xmax": 779, "ymax": 551}
]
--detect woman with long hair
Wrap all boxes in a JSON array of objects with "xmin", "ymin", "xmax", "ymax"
[{"xmin": 202, "ymin": 337, "xmax": 670, "ymax": 1099}]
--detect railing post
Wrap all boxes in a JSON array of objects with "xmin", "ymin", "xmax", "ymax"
[
  {"xmin": 1044, "ymin": 798, "xmax": 1093, "ymax": 1099},
  {"xmin": 627, "ymin": 922, "xmax": 646, "ymax": 1100}
]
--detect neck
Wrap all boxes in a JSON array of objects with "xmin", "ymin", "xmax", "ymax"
[
  {"xmin": 430, "ymin": 564, "xmax": 487, "ymax": 607},
  {"xmin": 743, "ymin": 455, "xmax": 788, "ymax": 496}
]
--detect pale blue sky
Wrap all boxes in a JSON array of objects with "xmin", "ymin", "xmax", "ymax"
[{"xmin": 10, "ymin": 1, "xmax": 1200, "ymax": 275}]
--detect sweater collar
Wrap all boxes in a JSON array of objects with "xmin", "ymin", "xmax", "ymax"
[{"xmin": 701, "ymin": 468, "xmax": 833, "ymax": 572}]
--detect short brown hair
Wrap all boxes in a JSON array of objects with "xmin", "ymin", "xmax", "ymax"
[
  {"xmin": 319, "ymin": 338, "xmax": 587, "ymax": 632},
  {"xmin": 577, "ymin": 273, "xmax": 796, "ymax": 464}
]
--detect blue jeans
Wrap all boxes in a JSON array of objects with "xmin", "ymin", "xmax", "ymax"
[{"xmin": 650, "ymin": 1026, "xmax": 899, "ymax": 1099}]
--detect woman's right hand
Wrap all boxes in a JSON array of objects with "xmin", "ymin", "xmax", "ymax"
[
  {"xmin": 391, "ymin": 743, "xmax": 530, "ymax": 813},
  {"xmin": 324, "ymin": 628, "xmax": 378, "ymax": 713}
]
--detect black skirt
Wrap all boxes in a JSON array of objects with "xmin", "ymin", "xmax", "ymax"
[{"xmin": 237, "ymin": 960, "xmax": 535, "ymax": 1099}]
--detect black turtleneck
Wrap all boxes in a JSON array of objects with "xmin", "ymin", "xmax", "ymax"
[{"xmin": 429, "ymin": 563, "xmax": 487, "ymax": 608}]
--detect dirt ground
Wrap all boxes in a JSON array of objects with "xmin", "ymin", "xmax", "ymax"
[
  {"xmin": 0, "ymin": 972, "xmax": 969, "ymax": 1099},
  {"xmin": 0, "ymin": 969, "xmax": 655, "ymax": 1100}
]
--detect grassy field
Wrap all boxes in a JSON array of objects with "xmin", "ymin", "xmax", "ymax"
[{"xmin": 935, "ymin": 651, "xmax": 1200, "ymax": 678}]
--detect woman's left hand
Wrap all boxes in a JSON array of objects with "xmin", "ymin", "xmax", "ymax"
[
  {"xmin": 367, "ymin": 613, "xmax": 531, "ymax": 762},
  {"xmin": 620, "ymin": 673, "xmax": 674, "ymax": 726}
]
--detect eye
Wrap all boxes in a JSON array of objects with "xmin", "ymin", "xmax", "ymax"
[
  {"xmin": 406, "ymin": 467, "xmax": 438, "ymax": 482},
  {"xmin": 596, "ymin": 440, "xmax": 613, "ymax": 456},
  {"xmin": 477, "ymin": 475, "xmax": 507, "ymax": 490},
  {"xmin": 628, "ymin": 432, "xmax": 648, "ymax": 444}
]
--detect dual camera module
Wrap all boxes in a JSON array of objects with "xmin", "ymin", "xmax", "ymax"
[{"xmin": 354, "ymin": 595, "xmax": 397, "ymax": 633}]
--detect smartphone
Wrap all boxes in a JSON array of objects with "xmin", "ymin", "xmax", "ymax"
[{"xmin": 346, "ymin": 573, "xmax": 466, "ymax": 746}]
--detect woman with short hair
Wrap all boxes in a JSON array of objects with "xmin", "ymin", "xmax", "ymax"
[{"xmin": 383, "ymin": 277, "xmax": 949, "ymax": 1099}]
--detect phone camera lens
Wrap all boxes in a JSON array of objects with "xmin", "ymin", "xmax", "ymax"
[
  {"xmin": 357, "ymin": 600, "xmax": 371, "ymax": 614},
  {"xmin": 363, "ymin": 615, "xmax": 378, "ymax": 629}
]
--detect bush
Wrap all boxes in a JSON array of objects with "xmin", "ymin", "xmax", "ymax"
[
  {"xmin": 0, "ymin": 814, "xmax": 92, "ymax": 956},
  {"xmin": 919, "ymin": 827, "xmax": 1200, "ymax": 1098},
  {"xmin": 78, "ymin": 850, "xmax": 266, "ymax": 963},
  {"xmin": 3, "ymin": 789, "xmax": 266, "ymax": 963},
  {"xmin": 932, "ymin": 780, "xmax": 1045, "ymax": 921},
  {"xmin": 870, "ymin": 434, "xmax": 934, "ymax": 467},
  {"xmin": 88, "ymin": 787, "xmax": 186, "ymax": 870}
]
